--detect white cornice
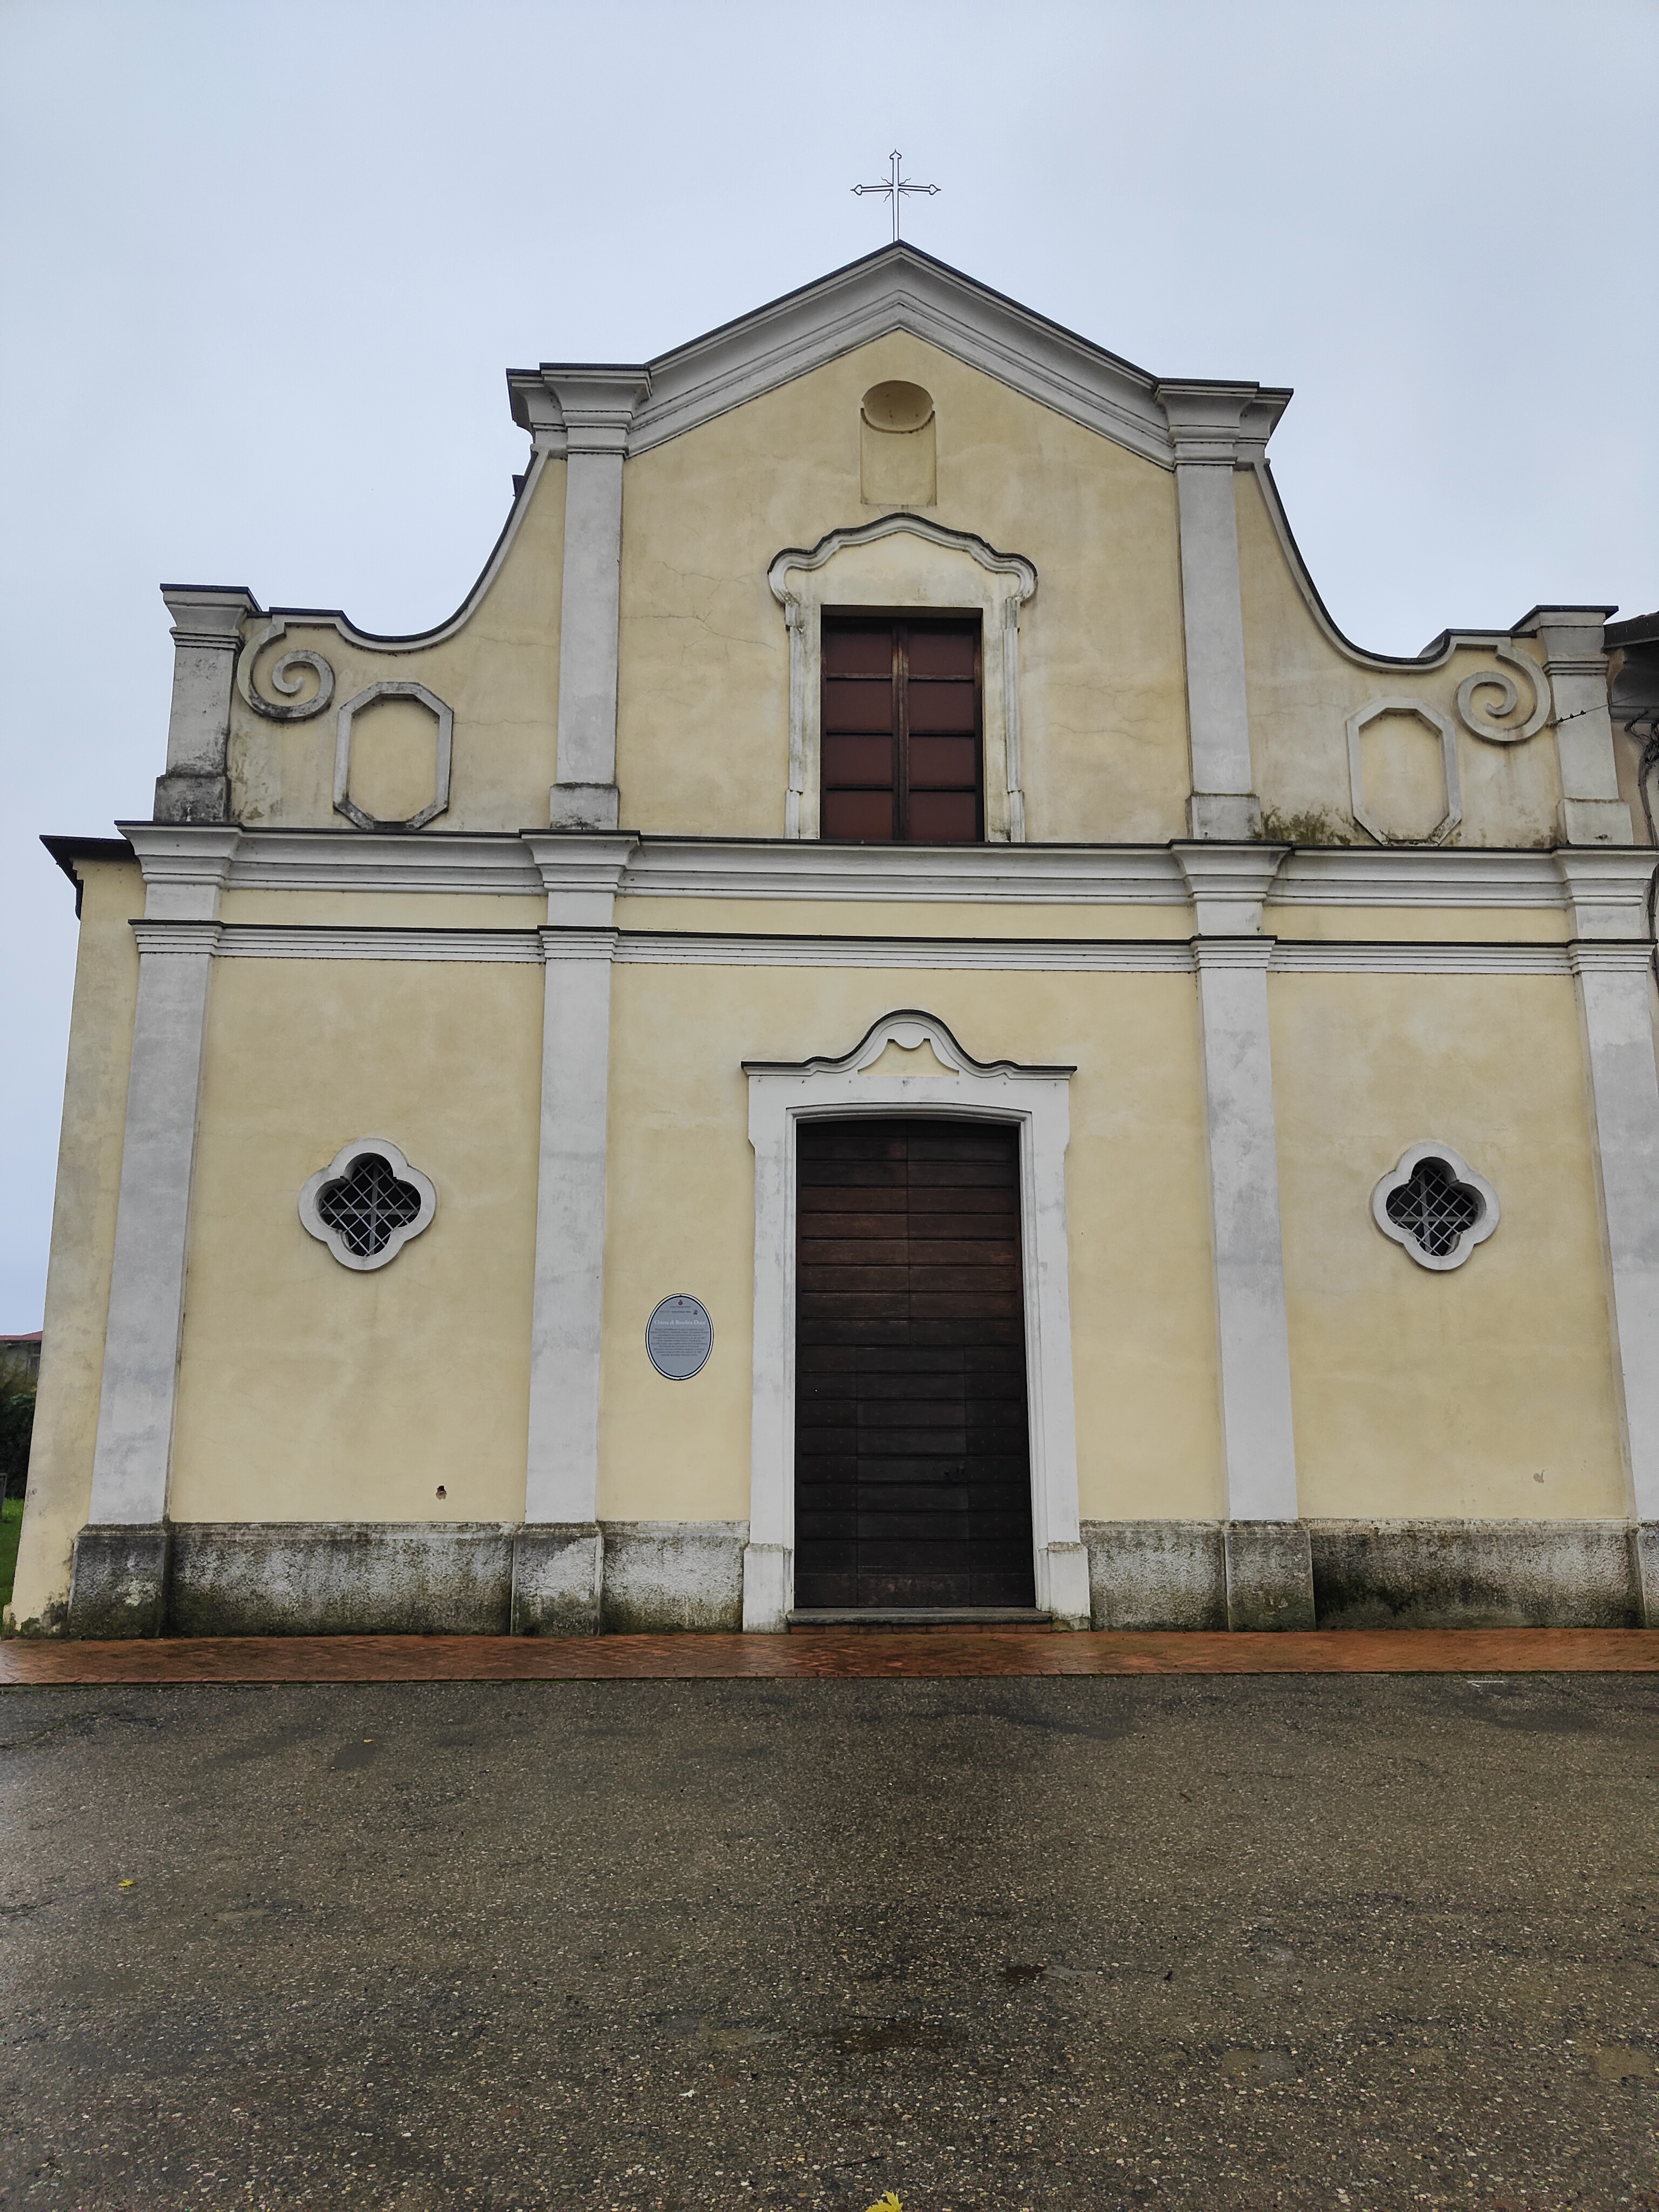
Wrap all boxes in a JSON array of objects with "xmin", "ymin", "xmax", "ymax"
[
  {"xmin": 218, "ymin": 831, "xmax": 1602, "ymax": 912},
  {"xmin": 226, "ymin": 832, "xmax": 543, "ymax": 896},
  {"xmin": 618, "ymin": 839, "xmax": 1189, "ymax": 904},
  {"xmin": 1269, "ymin": 848, "xmax": 1567, "ymax": 908},
  {"xmin": 533, "ymin": 244, "xmax": 1238, "ymax": 464}
]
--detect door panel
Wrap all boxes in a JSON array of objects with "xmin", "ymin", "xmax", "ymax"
[{"xmin": 793, "ymin": 1118, "xmax": 1036, "ymax": 1610}]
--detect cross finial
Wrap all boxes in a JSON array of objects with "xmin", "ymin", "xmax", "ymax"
[{"xmin": 852, "ymin": 149, "xmax": 939, "ymax": 243}]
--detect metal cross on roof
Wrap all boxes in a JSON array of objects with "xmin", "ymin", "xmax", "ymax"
[{"xmin": 852, "ymin": 150, "xmax": 939, "ymax": 242}]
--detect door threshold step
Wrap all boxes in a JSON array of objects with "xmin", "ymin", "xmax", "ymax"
[{"xmin": 786, "ymin": 1608, "xmax": 1054, "ymax": 1633}]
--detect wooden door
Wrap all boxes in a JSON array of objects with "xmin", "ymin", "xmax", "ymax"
[{"xmin": 794, "ymin": 1118, "xmax": 1036, "ymax": 1610}]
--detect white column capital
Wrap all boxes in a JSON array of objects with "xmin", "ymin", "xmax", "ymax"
[
  {"xmin": 118, "ymin": 822, "xmax": 241, "ymax": 921},
  {"xmin": 1155, "ymin": 381, "xmax": 1262, "ymax": 464},
  {"xmin": 160, "ymin": 584, "xmax": 260, "ymax": 649},
  {"xmin": 1554, "ymin": 848, "xmax": 1657, "ymax": 940},
  {"xmin": 522, "ymin": 832, "xmax": 637, "ymax": 927},
  {"xmin": 541, "ymin": 368, "xmax": 650, "ymax": 453},
  {"xmin": 1175, "ymin": 842, "xmax": 1290, "ymax": 935}
]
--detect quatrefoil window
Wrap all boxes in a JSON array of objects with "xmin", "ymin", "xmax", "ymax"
[
  {"xmin": 298, "ymin": 1138, "xmax": 436, "ymax": 1272},
  {"xmin": 1372, "ymin": 1142, "xmax": 1499, "ymax": 1273}
]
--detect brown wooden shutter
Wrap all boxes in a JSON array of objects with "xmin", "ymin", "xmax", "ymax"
[{"xmin": 821, "ymin": 617, "xmax": 981, "ymax": 844}]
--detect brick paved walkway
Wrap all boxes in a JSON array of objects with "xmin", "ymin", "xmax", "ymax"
[{"xmin": 4, "ymin": 1626, "xmax": 1658, "ymax": 1683}]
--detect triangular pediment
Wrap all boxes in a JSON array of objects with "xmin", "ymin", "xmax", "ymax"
[{"xmin": 509, "ymin": 244, "xmax": 1290, "ymax": 469}]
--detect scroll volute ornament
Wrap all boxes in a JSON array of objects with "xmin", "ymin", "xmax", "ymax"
[
  {"xmin": 237, "ymin": 619, "xmax": 336, "ymax": 721},
  {"xmin": 1455, "ymin": 642, "xmax": 1553, "ymax": 744}
]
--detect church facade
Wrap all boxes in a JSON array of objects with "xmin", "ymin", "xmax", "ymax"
[{"xmin": 14, "ymin": 244, "xmax": 1659, "ymax": 1638}]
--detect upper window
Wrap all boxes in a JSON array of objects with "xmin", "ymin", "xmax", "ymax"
[{"xmin": 821, "ymin": 617, "xmax": 982, "ymax": 844}]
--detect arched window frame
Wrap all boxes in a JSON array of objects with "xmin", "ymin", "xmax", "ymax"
[{"xmin": 767, "ymin": 517, "xmax": 1037, "ymax": 843}]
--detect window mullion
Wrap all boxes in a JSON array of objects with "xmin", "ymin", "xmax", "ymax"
[{"xmin": 895, "ymin": 622, "xmax": 910, "ymax": 842}]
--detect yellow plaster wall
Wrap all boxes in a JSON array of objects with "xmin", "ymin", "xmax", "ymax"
[
  {"xmin": 1271, "ymin": 972, "xmax": 1625, "ymax": 1519},
  {"xmin": 596, "ymin": 964, "xmax": 1224, "ymax": 1526},
  {"xmin": 1236, "ymin": 473, "xmax": 1563, "ymax": 848},
  {"xmin": 614, "ymin": 334, "xmax": 1191, "ymax": 844},
  {"xmin": 8, "ymin": 861, "xmax": 141, "ymax": 1630},
  {"xmin": 220, "ymin": 890, "xmax": 546, "ymax": 929},
  {"xmin": 168, "ymin": 957, "xmax": 543, "ymax": 1523},
  {"xmin": 1265, "ymin": 905, "xmax": 1570, "ymax": 945},
  {"xmin": 226, "ymin": 456, "xmax": 565, "ymax": 834}
]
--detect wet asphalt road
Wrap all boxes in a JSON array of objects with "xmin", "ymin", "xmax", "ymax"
[{"xmin": 1, "ymin": 1674, "xmax": 1657, "ymax": 2211}]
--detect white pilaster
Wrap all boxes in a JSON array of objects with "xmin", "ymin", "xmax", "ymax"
[
  {"xmin": 1157, "ymin": 386, "xmax": 1262, "ymax": 842},
  {"xmin": 1518, "ymin": 606, "xmax": 1631, "ymax": 846},
  {"xmin": 547, "ymin": 370, "xmax": 650, "ymax": 831},
  {"xmin": 522, "ymin": 834, "xmax": 637, "ymax": 1524},
  {"xmin": 87, "ymin": 826, "xmax": 239, "ymax": 1525},
  {"xmin": 1557, "ymin": 851, "xmax": 1659, "ymax": 1521},
  {"xmin": 154, "ymin": 587, "xmax": 259, "ymax": 824},
  {"xmin": 1176, "ymin": 846, "xmax": 1299, "ymax": 1522}
]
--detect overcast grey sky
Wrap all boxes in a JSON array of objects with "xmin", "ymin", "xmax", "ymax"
[{"xmin": 2, "ymin": 0, "xmax": 1656, "ymax": 1329}]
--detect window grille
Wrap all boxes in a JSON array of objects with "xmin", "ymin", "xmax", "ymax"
[
  {"xmin": 1373, "ymin": 1142, "xmax": 1498, "ymax": 1272},
  {"xmin": 316, "ymin": 1154, "xmax": 424, "ymax": 1258}
]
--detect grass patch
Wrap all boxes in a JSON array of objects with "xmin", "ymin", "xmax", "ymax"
[{"xmin": 0, "ymin": 1498, "xmax": 23, "ymax": 1614}]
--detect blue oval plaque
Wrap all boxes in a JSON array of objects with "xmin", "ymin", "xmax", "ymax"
[{"xmin": 646, "ymin": 1293, "xmax": 713, "ymax": 1381}]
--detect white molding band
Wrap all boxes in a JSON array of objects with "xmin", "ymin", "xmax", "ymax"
[
  {"xmin": 298, "ymin": 1136, "xmax": 437, "ymax": 1272},
  {"xmin": 613, "ymin": 933, "xmax": 1190, "ymax": 971},
  {"xmin": 1372, "ymin": 1141, "xmax": 1500, "ymax": 1273},
  {"xmin": 766, "ymin": 515, "xmax": 1038, "ymax": 843},
  {"xmin": 1269, "ymin": 849, "xmax": 1564, "ymax": 908},
  {"xmin": 742, "ymin": 1010, "xmax": 1088, "ymax": 1633},
  {"xmin": 213, "ymin": 926, "xmax": 543, "ymax": 962},
  {"xmin": 522, "ymin": 838, "xmax": 635, "ymax": 1526},
  {"xmin": 151, "ymin": 919, "xmax": 1597, "ymax": 976},
  {"xmin": 131, "ymin": 916, "xmax": 1609, "ymax": 976}
]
